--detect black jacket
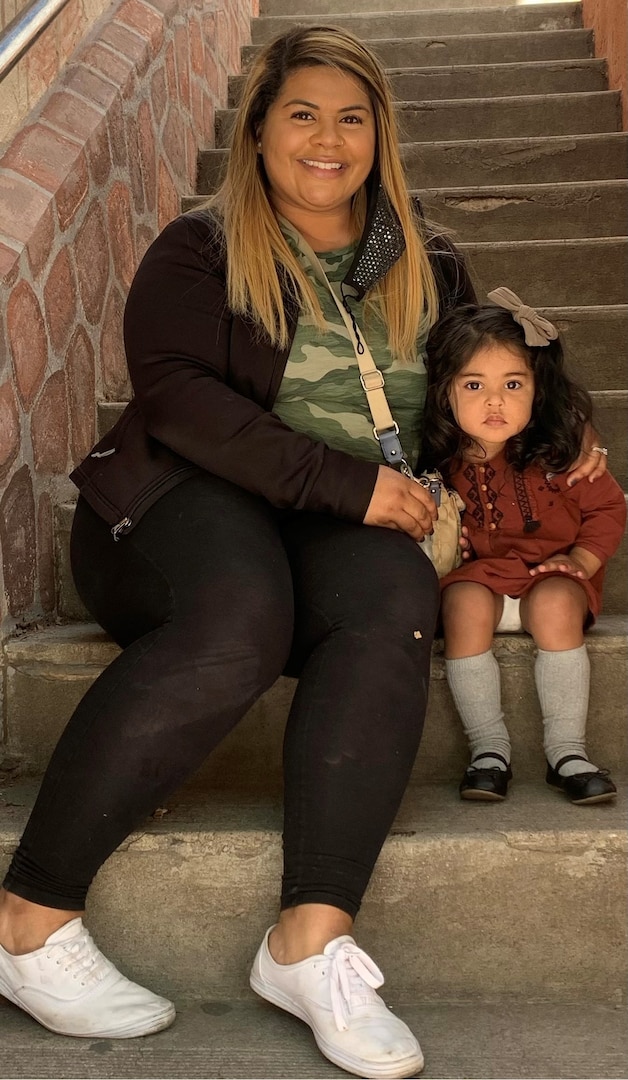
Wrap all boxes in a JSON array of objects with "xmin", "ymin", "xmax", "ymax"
[{"xmin": 70, "ymin": 209, "xmax": 476, "ymax": 537}]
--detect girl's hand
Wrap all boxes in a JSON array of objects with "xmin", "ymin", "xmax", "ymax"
[
  {"xmin": 363, "ymin": 466, "xmax": 438, "ymax": 541},
  {"xmin": 567, "ymin": 425, "xmax": 608, "ymax": 486},
  {"xmin": 459, "ymin": 524, "xmax": 473, "ymax": 561},
  {"xmin": 529, "ymin": 546, "xmax": 600, "ymax": 581}
]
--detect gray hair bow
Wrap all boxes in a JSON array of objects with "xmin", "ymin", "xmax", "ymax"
[{"xmin": 487, "ymin": 286, "xmax": 559, "ymax": 347}]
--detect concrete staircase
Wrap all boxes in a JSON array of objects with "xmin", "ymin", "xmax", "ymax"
[{"xmin": 1, "ymin": 1, "xmax": 627, "ymax": 1076}]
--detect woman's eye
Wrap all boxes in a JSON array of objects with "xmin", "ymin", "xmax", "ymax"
[
  {"xmin": 291, "ymin": 110, "xmax": 314, "ymax": 121},
  {"xmin": 340, "ymin": 114, "xmax": 363, "ymax": 124}
]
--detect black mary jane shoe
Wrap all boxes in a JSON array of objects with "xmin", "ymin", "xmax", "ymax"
[
  {"xmin": 546, "ymin": 755, "xmax": 617, "ymax": 805},
  {"xmin": 459, "ymin": 753, "xmax": 513, "ymax": 801}
]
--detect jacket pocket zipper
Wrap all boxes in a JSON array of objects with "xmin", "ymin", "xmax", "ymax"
[{"xmin": 110, "ymin": 465, "xmax": 196, "ymax": 541}]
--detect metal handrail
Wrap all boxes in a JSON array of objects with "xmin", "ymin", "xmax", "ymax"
[{"xmin": 0, "ymin": 0, "xmax": 72, "ymax": 82}]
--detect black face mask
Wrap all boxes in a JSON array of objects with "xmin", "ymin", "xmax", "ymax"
[{"xmin": 342, "ymin": 169, "xmax": 407, "ymax": 301}]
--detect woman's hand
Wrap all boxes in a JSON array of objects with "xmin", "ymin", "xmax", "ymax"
[
  {"xmin": 567, "ymin": 424, "xmax": 608, "ymax": 486},
  {"xmin": 363, "ymin": 466, "xmax": 438, "ymax": 541}
]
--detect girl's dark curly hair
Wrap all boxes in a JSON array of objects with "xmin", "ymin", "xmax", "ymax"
[{"xmin": 418, "ymin": 303, "xmax": 593, "ymax": 483}]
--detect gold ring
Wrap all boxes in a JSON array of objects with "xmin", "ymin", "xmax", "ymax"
[{"xmin": 591, "ymin": 445, "xmax": 608, "ymax": 456}]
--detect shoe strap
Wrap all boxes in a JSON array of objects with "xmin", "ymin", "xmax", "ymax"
[
  {"xmin": 470, "ymin": 752, "xmax": 510, "ymax": 769},
  {"xmin": 553, "ymin": 754, "xmax": 592, "ymax": 773}
]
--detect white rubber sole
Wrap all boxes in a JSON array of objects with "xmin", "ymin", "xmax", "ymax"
[
  {"xmin": 250, "ymin": 972, "xmax": 424, "ymax": 1079},
  {"xmin": 0, "ymin": 976, "xmax": 176, "ymax": 1039}
]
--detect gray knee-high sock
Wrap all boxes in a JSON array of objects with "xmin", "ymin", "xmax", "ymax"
[
  {"xmin": 446, "ymin": 651, "xmax": 511, "ymax": 769},
  {"xmin": 535, "ymin": 645, "xmax": 596, "ymax": 776}
]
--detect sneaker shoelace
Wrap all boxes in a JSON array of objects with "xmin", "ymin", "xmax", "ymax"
[
  {"xmin": 45, "ymin": 931, "xmax": 113, "ymax": 988},
  {"xmin": 327, "ymin": 942, "xmax": 385, "ymax": 1032}
]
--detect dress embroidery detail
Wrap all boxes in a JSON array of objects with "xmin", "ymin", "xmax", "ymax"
[
  {"xmin": 514, "ymin": 470, "xmax": 541, "ymax": 532},
  {"xmin": 463, "ymin": 462, "xmax": 503, "ymax": 530},
  {"xmin": 463, "ymin": 464, "xmax": 484, "ymax": 528}
]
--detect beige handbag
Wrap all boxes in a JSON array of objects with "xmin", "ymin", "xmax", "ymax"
[{"xmin": 299, "ymin": 237, "xmax": 464, "ymax": 578}]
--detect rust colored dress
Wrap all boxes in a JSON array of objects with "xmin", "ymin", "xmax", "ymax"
[{"xmin": 440, "ymin": 452, "xmax": 626, "ymax": 622}]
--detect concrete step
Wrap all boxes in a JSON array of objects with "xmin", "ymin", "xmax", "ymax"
[
  {"xmin": 550, "ymin": 305, "xmax": 628, "ymax": 390},
  {"xmin": 262, "ymin": 0, "xmax": 552, "ymax": 11},
  {"xmin": 227, "ymin": 59, "xmax": 609, "ymax": 107},
  {"xmin": 0, "ymin": 777, "xmax": 625, "ymax": 1003},
  {"xmin": 590, "ymin": 392, "xmax": 628, "ymax": 490},
  {"xmin": 460, "ymin": 238, "xmax": 628, "ymax": 307},
  {"xmin": 197, "ymin": 133, "xmax": 628, "ymax": 193},
  {"xmin": 241, "ymin": 30, "xmax": 595, "ymax": 70},
  {"xmin": 418, "ymin": 180, "xmax": 628, "ymax": 241},
  {"xmin": 215, "ymin": 91, "xmax": 622, "ymax": 148},
  {"xmin": 250, "ymin": 5, "xmax": 582, "ymax": 44},
  {"xmin": 185, "ymin": 181, "xmax": 628, "ymax": 242},
  {"xmin": 3, "ymin": 617, "xmax": 626, "ymax": 783},
  {"xmin": 1, "ymin": 997, "xmax": 626, "ymax": 1079}
]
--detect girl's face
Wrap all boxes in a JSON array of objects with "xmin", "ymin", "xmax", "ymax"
[
  {"xmin": 447, "ymin": 341, "xmax": 535, "ymax": 460},
  {"xmin": 258, "ymin": 66, "xmax": 376, "ymax": 242}
]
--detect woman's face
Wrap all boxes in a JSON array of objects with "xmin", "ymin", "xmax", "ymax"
[
  {"xmin": 447, "ymin": 341, "xmax": 535, "ymax": 459},
  {"xmin": 258, "ymin": 65, "xmax": 376, "ymax": 237}
]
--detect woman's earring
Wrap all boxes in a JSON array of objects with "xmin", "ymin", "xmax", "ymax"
[{"xmin": 256, "ymin": 140, "xmax": 262, "ymax": 152}]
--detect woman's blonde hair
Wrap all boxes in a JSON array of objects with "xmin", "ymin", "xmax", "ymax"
[{"xmin": 204, "ymin": 25, "xmax": 439, "ymax": 361}]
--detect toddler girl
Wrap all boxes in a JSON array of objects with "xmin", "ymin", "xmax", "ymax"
[{"xmin": 422, "ymin": 287, "xmax": 626, "ymax": 804}]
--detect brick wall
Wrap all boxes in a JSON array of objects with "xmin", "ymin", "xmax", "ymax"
[
  {"xmin": 0, "ymin": 0, "xmax": 257, "ymax": 633},
  {"xmin": 1, "ymin": 0, "xmax": 119, "ymax": 149},
  {"xmin": 582, "ymin": 0, "xmax": 627, "ymax": 129}
]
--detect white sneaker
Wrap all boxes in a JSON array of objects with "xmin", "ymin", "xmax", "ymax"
[
  {"xmin": 0, "ymin": 917, "xmax": 175, "ymax": 1038},
  {"xmin": 250, "ymin": 927, "xmax": 424, "ymax": 1078}
]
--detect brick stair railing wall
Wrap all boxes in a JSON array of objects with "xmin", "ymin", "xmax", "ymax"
[
  {"xmin": 1, "ymin": 0, "xmax": 117, "ymax": 149},
  {"xmin": 582, "ymin": 0, "xmax": 627, "ymax": 128},
  {"xmin": 0, "ymin": 0, "xmax": 258, "ymax": 636}
]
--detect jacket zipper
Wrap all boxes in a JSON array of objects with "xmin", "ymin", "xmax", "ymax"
[{"xmin": 109, "ymin": 465, "xmax": 196, "ymax": 540}]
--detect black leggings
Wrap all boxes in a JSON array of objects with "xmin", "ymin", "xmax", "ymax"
[{"xmin": 4, "ymin": 474, "xmax": 439, "ymax": 919}]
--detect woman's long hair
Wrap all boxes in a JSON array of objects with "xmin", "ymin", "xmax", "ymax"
[
  {"xmin": 202, "ymin": 25, "xmax": 439, "ymax": 360},
  {"xmin": 420, "ymin": 304, "xmax": 593, "ymax": 480}
]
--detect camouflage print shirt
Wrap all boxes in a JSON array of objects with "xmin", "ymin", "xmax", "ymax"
[{"xmin": 273, "ymin": 221, "xmax": 428, "ymax": 466}]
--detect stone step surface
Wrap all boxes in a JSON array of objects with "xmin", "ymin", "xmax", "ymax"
[
  {"xmin": 4, "ymin": 618, "xmax": 626, "ymax": 782},
  {"xmin": 551, "ymin": 306, "xmax": 628, "ymax": 390},
  {"xmin": 241, "ymin": 30, "xmax": 595, "ymax": 70},
  {"xmin": 197, "ymin": 133, "xmax": 628, "ymax": 192},
  {"xmin": 228, "ymin": 59, "xmax": 608, "ymax": 107},
  {"xmin": 251, "ymin": 5, "xmax": 582, "ymax": 44},
  {"xmin": 0, "ymin": 777, "xmax": 625, "ymax": 1003},
  {"xmin": 1, "ymin": 999, "xmax": 626, "ymax": 1080},
  {"xmin": 185, "ymin": 180, "xmax": 628, "ymax": 242},
  {"xmin": 262, "ymin": 0, "xmax": 545, "ymax": 11},
  {"xmin": 418, "ymin": 180, "xmax": 628, "ymax": 241},
  {"xmin": 460, "ymin": 238, "xmax": 628, "ymax": 307},
  {"xmin": 215, "ymin": 91, "xmax": 622, "ymax": 147},
  {"xmin": 6, "ymin": 993, "xmax": 628, "ymax": 1080}
]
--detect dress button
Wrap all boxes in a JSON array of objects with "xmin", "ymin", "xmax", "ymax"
[
  {"xmin": 486, "ymin": 503, "xmax": 493, "ymax": 510},
  {"xmin": 480, "ymin": 484, "xmax": 488, "ymax": 492},
  {"xmin": 479, "ymin": 466, "xmax": 485, "ymax": 473},
  {"xmin": 489, "ymin": 522, "xmax": 497, "ymax": 530}
]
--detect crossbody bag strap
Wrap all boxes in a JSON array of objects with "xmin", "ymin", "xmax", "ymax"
[{"xmin": 297, "ymin": 234, "xmax": 414, "ymax": 478}]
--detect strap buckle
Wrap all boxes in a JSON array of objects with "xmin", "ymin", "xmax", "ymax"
[
  {"xmin": 374, "ymin": 423, "xmax": 406, "ymax": 468},
  {"xmin": 360, "ymin": 369, "xmax": 385, "ymax": 392}
]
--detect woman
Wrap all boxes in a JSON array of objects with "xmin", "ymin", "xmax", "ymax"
[{"xmin": 0, "ymin": 26, "xmax": 605, "ymax": 1079}]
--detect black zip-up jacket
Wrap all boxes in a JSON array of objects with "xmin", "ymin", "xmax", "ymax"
[{"xmin": 70, "ymin": 209, "xmax": 476, "ymax": 538}]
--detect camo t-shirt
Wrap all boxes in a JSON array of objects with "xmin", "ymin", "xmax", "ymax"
[{"xmin": 273, "ymin": 222, "xmax": 428, "ymax": 466}]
